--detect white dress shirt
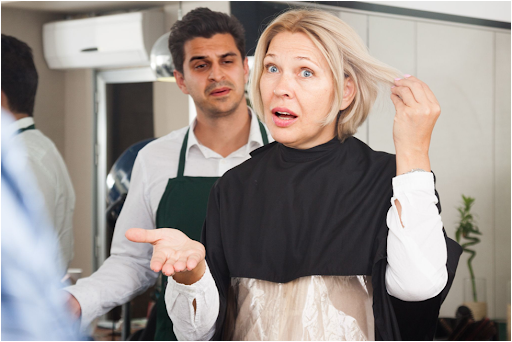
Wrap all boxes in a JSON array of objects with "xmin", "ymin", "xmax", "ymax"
[
  {"xmin": 8, "ymin": 117, "xmax": 75, "ymax": 273},
  {"xmin": 65, "ymin": 109, "xmax": 272, "ymax": 331},
  {"xmin": 166, "ymin": 172, "xmax": 448, "ymax": 341}
]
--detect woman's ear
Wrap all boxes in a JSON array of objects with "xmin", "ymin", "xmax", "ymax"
[{"xmin": 340, "ymin": 77, "xmax": 356, "ymax": 111}]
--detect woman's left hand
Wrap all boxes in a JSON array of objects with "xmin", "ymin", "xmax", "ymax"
[{"xmin": 390, "ymin": 75, "xmax": 441, "ymax": 175}]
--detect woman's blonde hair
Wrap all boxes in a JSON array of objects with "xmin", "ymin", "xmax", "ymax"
[{"xmin": 249, "ymin": 8, "xmax": 401, "ymax": 142}]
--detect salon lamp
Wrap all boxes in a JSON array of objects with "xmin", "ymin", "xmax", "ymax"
[
  {"xmin": 150, "ymin": 2, "xmax": 183, "ymax": 82},
  {"xmin": 150, "ymin": 32, "xmax": 175, "ymax": 82}
]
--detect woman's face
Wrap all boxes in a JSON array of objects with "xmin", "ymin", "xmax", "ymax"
[{"xmin": 260, "ymin": 31, "xmax": 336, "ymax": 149}]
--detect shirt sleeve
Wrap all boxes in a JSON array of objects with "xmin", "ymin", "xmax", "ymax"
[
  {"xmin": 385, "ymin": 172, "xmax": 448, "ymax": 301},
  {"xmin": 18, "ymin": 152, "xmax": 69, "ymax": 271},
  {"xmin": 166, "ymin": 180, "xmax": 230, "ymax": 340},
  {"xmin": 15, "ymin": 132, "xmax": 76, "ymax": 273},
  {"xmin": 165, "ymin": 262, "xmax": 219, "ymax": 341},
  {"xmin": 65, "ymin": 154, "xmax": 159, "ymax": 331}
]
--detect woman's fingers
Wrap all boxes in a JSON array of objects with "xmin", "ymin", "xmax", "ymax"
[
  {"xmin": 391, "ymin": 83, "xmax": 417, "ymax": 107},
  {"xmin": 173, "ymin": 255, "xmax": 189, "ymax": 273},
  {"xmin": 392, "ymin": 75, "xmax": 441, "ymax": 119},
  {"xmin": 403, "ymin": 75, "xmax": 438, "ymax": 103},
  {"xmin": 393, "ymin": 75, "xmax": 428, "ymax": 105},
  {"xmin": 394, "ymin": 75, "xmax": 437, "ymax": 105},
  {"xmin": 125, "ymin": 227, "xmax": 162, "ymax": 245},
  {"xmin": 162, "ymin": 253, "xmax": 179, "ymax": 276},
  {"xmin": 126, "ymin": 227, "xmax": 205, "ymax": 276},
  {"xmin": 419, "ymin": 81, "xmax": 438, "ymax": 104},
  {"xmin": 185, "ymin": 251, "xmax": 203, "ymax": 271},
  {"xmin": 150, "ymin": 246, "xmax": 171, "ymax": 273},
  {"xmin": 160, "ymin": 252, "xmax": 202, "ymax": 275},
  {"xmin": 390, "ymin": 93, "xmax": 406, "ymax": 111}
]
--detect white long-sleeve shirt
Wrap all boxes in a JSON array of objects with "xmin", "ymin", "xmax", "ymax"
[
  {"xmin": 166, "ymin": 171, "xmax": 448, "ymax": 341},
  {"xmin": 65, "ymin": 110, "xmax": 271, "ymax": 331},
  {"xmin": 8, "ymin": 117, "xmax": 75, "ymax": 273}
]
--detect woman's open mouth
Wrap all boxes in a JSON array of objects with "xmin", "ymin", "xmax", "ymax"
[{"xmin": 272, "ymin": 108, "xmax": 298, "ymax": 128}]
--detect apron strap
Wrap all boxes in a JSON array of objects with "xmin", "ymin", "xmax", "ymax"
[
  {"xmin": 177, "ymin": 129, "xmax": 189, "ymax": 178},
  {"xmin": 17, "ymin": 124, "xmax": 35, "ymax": 135},
  {"xmin": 258, "ymin": 120, "xmax": 269, "ymax": 145},
  {"xmin": 178, "ymin": 120, "xmax": 267, "ymax": 177}
]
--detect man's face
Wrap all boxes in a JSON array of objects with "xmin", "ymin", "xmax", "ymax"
[{"xmin": 174, "ymin": 33, "xmax": 249, "ymax": 119}]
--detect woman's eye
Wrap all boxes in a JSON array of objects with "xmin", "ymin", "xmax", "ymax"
[
  {"xmin": 300, "ymin": 69, "xmax": 313, "ymax": 77},
  {"xmin": 267, "ymin": 65, "xmax": 278, "ymax": 73}
]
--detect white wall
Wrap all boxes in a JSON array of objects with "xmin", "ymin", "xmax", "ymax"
[{"xmin": 365, "ymin": 1, "xmax": 511, "ymax": 23}]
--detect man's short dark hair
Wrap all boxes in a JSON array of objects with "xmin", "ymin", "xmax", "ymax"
[
  {"xmin": 168, "ymin": 7, "xmax": 246, "ymax": 74},
  {"xmin": 1, "ymin": 34, "xmax": 38, "ymax": 116}
]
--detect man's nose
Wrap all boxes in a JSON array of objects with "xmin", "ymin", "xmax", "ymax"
[{"xmin": 208, "ymin": 63, "xmax": 225, "ymax": 82}]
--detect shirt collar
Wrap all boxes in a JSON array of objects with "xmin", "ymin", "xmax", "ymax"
[
  {"xmin": 186, "ymin": 107, "xmax": 266, "ymax": 159},
  {"xmin": 6, "ymin": 116, "xmax": 34, "ymax": 136}
]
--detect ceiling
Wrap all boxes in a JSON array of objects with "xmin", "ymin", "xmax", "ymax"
[{"xmin": 1, "ymin": 1, "xmax": 174, "ymax": 14}]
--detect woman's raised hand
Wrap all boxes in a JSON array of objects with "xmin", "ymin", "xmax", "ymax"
[
  {"xmin": 390, "ymin": 75, "xmax": 441, "ymax": 175},
  {"xmin": 126, "ymin": 228, "xmax": 206, "ymax": 284}
]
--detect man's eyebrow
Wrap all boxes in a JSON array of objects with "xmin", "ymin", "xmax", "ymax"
[
  {"xmin": 189, "ymin": 55, "xmax": 208, "ymax": 63},
  {"xmin": 189, "ymin": 52, "xmax": 238, "ymax": 63},
  {"xmin": 220, "ymin": 52, "xmax": 238, "ymax": 58}
]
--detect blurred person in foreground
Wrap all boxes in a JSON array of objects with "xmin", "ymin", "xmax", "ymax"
[
  {"xmin": 2, "ymin": 109, "xmax": 81, "ymax": 340},
  {"xmin": 1, "ymin": 34, "xmax": 76, "ymax": 273}
]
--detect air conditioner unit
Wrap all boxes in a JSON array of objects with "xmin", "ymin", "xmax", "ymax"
[{"xmin": 43, "ymin": 10, "xmax": 164, "ymax": 69}]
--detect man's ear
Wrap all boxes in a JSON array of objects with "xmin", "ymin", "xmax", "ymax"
[
  {"xmin": 1, "ymin": 90, "xmax": 10, "ymax": 111},
  {"xmin": 174, "ymin": 70, "xmax": 189, "ymax": 95},
  {"xmin": 340, "ymin": 77, "xmax": 356, "ymax": 111}
]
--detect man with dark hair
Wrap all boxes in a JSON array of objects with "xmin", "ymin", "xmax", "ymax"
[
  {"xmin": 65, "ymin": 7, "xmax": 271, "ymax": 340},
  {"xmin": 1, "ymin": 34, "xmax": 76, "ymax": 274}
]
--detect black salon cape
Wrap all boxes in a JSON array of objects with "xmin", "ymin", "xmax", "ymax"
[{"xmin": 201, "ymin": 137, "xmax": 462, "ymax": 341}]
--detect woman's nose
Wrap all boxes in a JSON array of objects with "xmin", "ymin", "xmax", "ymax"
[
  {"xmin": 273, "ymin": 87, "xmax": 290, "ymax": 97},
  {"xmin": 273, "ymin": 75, "xmax": 293, "ymax": 98}
]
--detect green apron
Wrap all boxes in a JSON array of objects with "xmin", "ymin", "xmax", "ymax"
[{"xmin": 154, "ymin": 122, "xmax": 268, "ymax": 341}]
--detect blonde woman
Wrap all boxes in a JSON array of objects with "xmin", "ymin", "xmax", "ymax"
[{"xmin": 127, "ymin": 8, "xmax": 461, "ymax": 340}]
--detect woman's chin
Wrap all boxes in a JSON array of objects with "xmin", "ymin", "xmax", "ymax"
[{"xmin": 269, "ymin": 129, "xmax": 298, "ymax": 146}]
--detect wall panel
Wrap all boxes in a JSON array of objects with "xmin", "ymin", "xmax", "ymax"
[
  {"xmin": 417, "ymin": 22, "xmax": 495, "ymax": 318},
  {"xmin": 494, "ymin": 31, "xmax": 511, "ymax": 319},
  {"xmin": 367, "ymin": 16, "xmax": 416, "ymax": 154}
]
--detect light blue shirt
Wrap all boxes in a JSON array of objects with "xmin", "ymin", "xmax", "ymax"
[{"xmin": 1, "ymin": 111, "xmax": 81, "ymax": 340}]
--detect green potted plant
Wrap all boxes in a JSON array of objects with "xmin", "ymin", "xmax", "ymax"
[{"xmin": 455, "ymin": 195, "xmax": 486, "ymax": 320}]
